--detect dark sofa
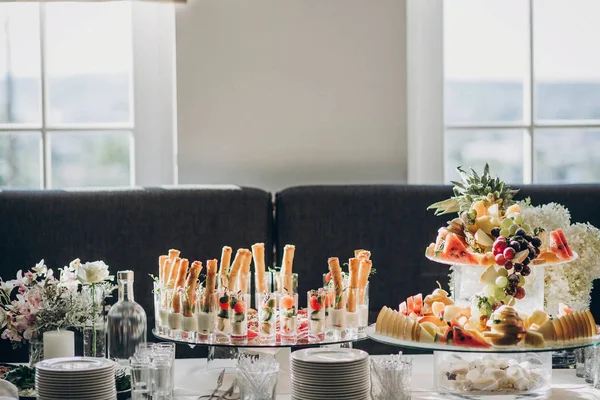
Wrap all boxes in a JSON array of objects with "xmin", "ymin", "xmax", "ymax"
[{"xmin": 1, "ymin": 184, "xmax": 599, "ymax": 360}]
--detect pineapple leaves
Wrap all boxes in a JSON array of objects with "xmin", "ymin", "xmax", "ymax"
[{"xmin": 427, "ymin": 163, "xmax": 519, "ymax": 217}]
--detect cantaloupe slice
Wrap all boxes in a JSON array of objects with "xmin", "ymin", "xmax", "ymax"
[
  {"xmin": 536, "ymin": 320, "xmax": 556, "ymax": 341},
  {"xmin": 558, "ymin": 316, "xmax": 572, "ymax": 340},
  {"xmin": 394, "ymin": 313, "xmax": 407, "ymax": 339},
  {"xmin": 418, "ymin": 325, "xmax": 435, "ymax": 343},
  {"xmin": 386, "ymin": 311, "xmax": 398, "ymax": 336},
  {"xmin": 375, "ymin": 307, "xmax": 390, "ymax": 334},
  {"xmin": 404, "ymin": 318, "xmax": 415, "ymax": 341},
  {"xmin": 552, "ymin": 319, "xmax": 565, "ymax": 341},
  {"xmin": 566, "ymin": 314, "xmax": 577, "ymax": 339},
  {"xmin": 576, "ymin": 312, "xmax": 590, "ymax": 338},
  {"xmin": 584, "ymin": 310, "xmax": 597, "ymax": 336}
]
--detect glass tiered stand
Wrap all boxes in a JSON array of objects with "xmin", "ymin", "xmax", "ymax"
[{"xmin": 368, "ymin": 252, "xmax": 600, "ymax": 399}]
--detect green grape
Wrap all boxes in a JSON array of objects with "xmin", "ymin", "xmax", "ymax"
[
  {"xmin": 509, "ymin": 224, "xmax": 519, "ymax": 235},
  {"xmin": 495, "ymin": 276, "xmax": 509, "ymax": 288},
  {"xmin": 497, "ymin": 268, "xmax": 508, "ymax": 277},
  {"xmin": 501, "ymin": 218, "xmax": 513, "ymax": 229},
  {"xmin": 483, "ymin": 285, "xmax": 495, "ymax": 297},
  {"xmin": 518, "ymin": 275, "xmax": 526, "ymax": 287},
  {"xmin": 494, "ymin": 287, "xmax": 506, "ymax": 300},
  {"xmin": 514, "ymin": 214, "xmax": 524, "ymax": 225},
  {"xmin": 487, "ymin": 295, "xmax": 496, "ymax": 305},
  {"xmin": 522, "ymin": 223, "xmax": 532, "ymax": 233},
  {"xmin": 500, "ymin": 228, "xmax": 510, "ymax": 237}
]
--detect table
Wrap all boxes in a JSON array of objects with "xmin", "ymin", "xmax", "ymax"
[{"xmin": 173, "ymin": 354, "xmax": 600, "ymax": 399}]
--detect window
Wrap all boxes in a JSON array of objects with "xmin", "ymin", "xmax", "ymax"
[
  {"xmin": 0, "ymin": 2, "xmax": 175, "ymax": 189},
  {"xmin": 444, "ymin": 0, "xmax": 600, "ymax": 184}
]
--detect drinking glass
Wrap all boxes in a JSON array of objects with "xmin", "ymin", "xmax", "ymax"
[
  {"xmin": 215, "ymin": 288, "xmax": 231, "ymax": 337},
  {"xmin": 590, "ymin": 346, "xmax": 600, "ymax": 389},
  {"xmin": 153, "ymin": 282, "xmax": 165, "ymax": 335},
  {"xmin": 274, "ymin": 272, "xmax": 298, "ymax": 294},
  {"xmin": 151, "ymin": 357, "xmax": 174, "ymax": 399},
  {"xmin": 134, "ymin": 343, "xmax": 156, "ymax": 362},
  {"xmin": 167, "ymin": 289, "xmax": 182, "ymax": 340},
  {"xmin": 586, "ymin": 345, "xmax": 598, "ymax": 384},
  {"xmin": 370, "ymin": 354, "xmax": 413, "ymax": 400},
  {"xmin": 196, "ymin": 288, "xmax": 216, "ymax": 341},
  {"xmin": 257, "ymin": 292, "xmax": 277, "ymax": 344},
  {"xmin": 130, "ymin": 359, "xmax": 151, "ymax": 400},
  {"xmin": 330, "ymin": 286, "xmax": 346, "ymax": 338},
  {"xmin": 229, "ymin": 291, "xmax": 249, "ymax": 344},
  {"xmin": 279, "ymin": 292, "xmax": 298, "ymax": 345},
  {"xmin": 358, "ymin": 282, "xmax": 369, "ymax": 333},
  {"xmin": 345, "ymin": 287, "xmax": 360, "ymax": 338},
  {"xmin": 307, "ymin": 289, "xmax": 326, "ymax": 341},
  {"xmin": 324, "ymin": 286, "xmax": 335, "ymax": 336},
  {"xmin": 237, "ymin": 354, "xmax": 279, "ymax": 400}
]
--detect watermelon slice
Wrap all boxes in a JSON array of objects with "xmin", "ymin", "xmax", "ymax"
[
  {"xmin": 413, "ymin": 293, "xmax": 423, "ymax": 315},
  {"xmin": 550, "ymin": 230, "xmax": 572, "ymax": 260},
  {"xmin": 434, "ymin": 228, "xmax": 449, "ymax": 252},
  {"xmin": 555, "ymin": 229, "xmax": 573, "ymax": 257},
  {"xmin": 447, "ymin": 326, "xmax": 491, "ymax": 348},
  {"xmin": 399, "ymin": 301, "xmax": 408, "ymax": 316},
  {"xmin": 439, "ymin": 233, "xmax": 479, "ymax": 264},
  {"xmin": 407, "ymin": 296, "xmax": 415, "ymax": 314}
]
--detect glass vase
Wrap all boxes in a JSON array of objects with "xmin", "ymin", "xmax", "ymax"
[
  {"xmin": 83, "ymin": 319, "xmax": 107, "ymax": 358},
  {"xmin": 29, "ymin": 337, "xmax": 44, "ymax": 367}
]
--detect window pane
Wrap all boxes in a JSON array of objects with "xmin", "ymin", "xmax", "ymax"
[
  {"xmin": 535, "ymin": 129, "xmax": 600, "ymax": 183},
  {"xmin": 445, "ymin": 0, "xmax": 528, "ymax": 125},
  {"xmin": 45, "ymin": 3, "xmax": 132, "ymax": 125},
  {"xmin": 445, "ymin": 130, "xmax": 524, "ymax": 184},
  {"xmin": 534, "ymin": 0, "xmax": 600, "ymax": 121},
  {"xmin": 49, "ymin": 131, "xmax": 131, "ymax": 188},
  {"xmin": 0, "ymin": 132, "xmax": 41, "ymax": 188},
  {"xmin": 0, "ymin": 4, "xmax": 42, "ymax": 124}
]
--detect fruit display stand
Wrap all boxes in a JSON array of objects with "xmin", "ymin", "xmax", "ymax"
[{"xmin": 368, "ymin": 255, "xmax": 600, "ymax": 400}]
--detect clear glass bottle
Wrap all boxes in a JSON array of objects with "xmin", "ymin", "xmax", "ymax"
[{"xmin": 107, "ymin": 270, "xmax": 147, "ymax": 366}]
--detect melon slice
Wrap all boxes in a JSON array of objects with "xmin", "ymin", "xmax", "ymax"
[
  {"xmin": 413, "ymin": 293, "xmax": 423, "ymax": 315},
  {"xmin": 584, "ymin": 310, "xmax": 598, "ymax": 336},
  {"xmin": 536, "ymin": 320, "xmax": 556, "ymax": 341},
  {"xmin": 555, "ymin": 229, "xmax": 573, "ymax": 257},
  {"xmin": 550, "ymin": 230, "xmax": 571, "ymax": 260},
  {"xmin": 439, "ymin": 233, "xmax": 479, "ymax": 265},
  {"xmin": 407, "ymin": 297, "xmax": 415, "ymax": 315},
  {"xmin": 399, "ymin": 301, "xmax": 407, "ymax": 316},
  {"xmin": 376, "ymin": 307, "xmax": 391, "ymax": 334}
]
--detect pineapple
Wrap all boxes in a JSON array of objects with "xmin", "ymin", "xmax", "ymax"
[{"xmin": 428, "ymin": 164, "xmax": 519, "ymax": 217}]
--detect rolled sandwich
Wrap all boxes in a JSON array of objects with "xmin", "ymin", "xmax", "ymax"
[
  {"xmin": 166, "ymin": 257, "xmax": 181, "ymax": 290},
  {"xmin": 164, "ymin": 249, "xmax": 180, "ymax": 286},
  {"xmin": 347, "ymin": 258, "xmax": 360, "ymax": 313},
  {"xmin": 280, "ymin": 244, "xmax": 295, "ymax": 293},
  {"xmin": 328, "ymin": 257, "xmax": 344, "ymax": 309},
  {"xmin": 218, "ymin": 246, "xmax": 232, "ymax": 289},
  {"xmin": 205, "ymin": 259, "xmax": 218, "ymax": 301},
  {"xmin": 158, "ymin": 255, "xmax": 169, "ymax": 286},
  {"xmin": 238, "ymin": 250, "xmax": 252, "ymax": 294},
  {"xmin": 355, "ymin": 249, "xmax": 371, "ymax": 261},
  {"xmin": 183, "ymin": 261, "xmax": 203, "ymax": 318},
  {"xmin": 228, "ymin": 249, "xmax": 249, "ymax": 292},
  {"xmin": 358, "ymin": 259, "xmax": 372, "ymax": 303},
  {"xmin": 172, "ymin": 258, "xmax": 190, "ymax": 314},
  {"xmin": 252, "ymin": 243, "xmax": 267, "ymax": 293}
]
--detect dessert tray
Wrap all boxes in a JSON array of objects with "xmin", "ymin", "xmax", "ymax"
[{"xmin": 366, "ymin": 324, "xmax": 600, "ymax": 353}]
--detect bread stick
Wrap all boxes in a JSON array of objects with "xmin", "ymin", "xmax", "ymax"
[
  {"xmin": 183, "ymin": 261, "xmax": 203, "ymax": 317},
  {"xmin": 281, "ymin": 244, "xmax": 295, "ymax": 293},
  {"xmin": 358, "ymin": 259, "xmax": 372, "ymax": 303},
  {"xmin": 239, "ymin": 251, "xmax": 252, "ymax": 294},
  {"xmin": 228, "ymin": 249, "xmax": 247, "ymax": 292},
  {"xmin": 159, "ymin": 255, "xmax": 169, "ymax": 286},
  {"xmin": 218, "ymin": 246, "xmax": 232, "ymax": 289},
  {"xmin": 172, "ymin": 258, "xmax": 189, "ymax": 313},
  {"xmin": 328, "ymin": 257, "xmax": 344, "ymax": 309},
  {"xmin": 204, "ymin": 259, "xmax": 218, "ymax": 312},
  {"xmin": 166, "ymin": 257, "xmax": 181, "ymax": 289},
  {"xmin": 252, "ymin": 243, "xmax": 267, "ymax": 293},
  {"xmin": 165, "ymin": 249, "xmax": 180, "ymax": 282},
  {"xmin": 355, "ymin": 250, "xmax": 371, "ymax": 260},
  {"xmin": 347, "ymin": 258, "xmax": 360, "ymax": 312}
]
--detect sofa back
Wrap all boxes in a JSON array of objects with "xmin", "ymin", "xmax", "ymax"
[{"xmin": 0, "ymin": 187, "xmax": 273, "ymax": 360}]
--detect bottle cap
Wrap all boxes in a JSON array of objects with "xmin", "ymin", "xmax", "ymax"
[{"xmin": 117, "ymin": 270, "xmax": 134, "ymax": 280}]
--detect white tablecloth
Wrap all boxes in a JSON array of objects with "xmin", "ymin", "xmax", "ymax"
[{"xmin": 173, "ymin": 354, "xmax": 600, "ymax": 399}]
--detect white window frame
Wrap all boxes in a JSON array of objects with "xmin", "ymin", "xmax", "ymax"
[
  {"xmin": 407, "ymin": 0, "xmax": 600, "ymax": 184},
  {"xmin": 0, "ymin": 1, "xmax": 176, "ymax": 189}
]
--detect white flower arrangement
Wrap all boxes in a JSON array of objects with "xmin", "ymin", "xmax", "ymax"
[{"xmin": 518, "ymin": 199, "xmax": 600, "ymax": 314}]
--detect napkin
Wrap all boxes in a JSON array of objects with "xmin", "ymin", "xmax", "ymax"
[{"xmin": 0, "ymin": 379, "xmax": 19, "ymax": 399}]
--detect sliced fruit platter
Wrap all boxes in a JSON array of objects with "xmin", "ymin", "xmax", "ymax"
[{"xmin": 371, "ymin": 287, "xmax": 599, "ymax": 352}]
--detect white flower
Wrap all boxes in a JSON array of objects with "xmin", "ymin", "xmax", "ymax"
[
  {"xmin": 77, "ymin": 261, "xmax": 113, "ymax": 285},
  {"xmin": 31, "ymin": 260, "xmax": 47, "ymax": 275},
  {"xmin": 69, "ymin": 258, "xmax": 81, "ymax": 272},
  {"xmin": 58, "ymin": 266, "xmax": 79, "ymax": 291},
  {"xmin": 0, "ymin": 310, "xmax": 6, "ymax": 330}
]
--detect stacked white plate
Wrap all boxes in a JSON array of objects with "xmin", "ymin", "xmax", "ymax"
[
  {"xmin": 291, "ymin": 348, "xmax": 370, "ymax": 400},
  {"xmin": 35, "ymin": 357, "xmax": 116, "ymax": 400}
]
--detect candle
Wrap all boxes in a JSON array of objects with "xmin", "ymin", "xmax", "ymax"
[{"xmin": 43, "ymin": 330, "xmax": 75, "ymax": 360}]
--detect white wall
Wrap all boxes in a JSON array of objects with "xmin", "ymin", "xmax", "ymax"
[{"xmin": 175, "ymin": 0, "xmax": 407, "ymax": 192}]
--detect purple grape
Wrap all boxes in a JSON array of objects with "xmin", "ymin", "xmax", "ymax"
[
  {"xmin": 514, "ymin": 263, "xmax": 523, "ymax": 273},
  {"xmin": 510, "ymin": 241, "xmax": 521, "ymax": 251},
  {"xmin": 521, "ymin": 265, "xmax": 531, "ymax": 276},
  {"xmin": 505, "ymin": 262, "xmax": 513, "ymax": 270},
  {"xmin": 531, "ymin": 237, "xmax": 542, "ymax": 248},
  {"xmin": 508, "ymin": 273, "xmax": 520, "ymax": 284}
]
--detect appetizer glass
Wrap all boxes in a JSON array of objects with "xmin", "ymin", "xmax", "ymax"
[
  {"xmin": 195, "ymin": 287, "xmax": 217, "ymax": 341},
  {"xmin": 167, "ymin": 288, "xmax": 183, "ymax": 340},
  {"xmin": 153, "ymin": 282, "xmax": 166, "ymax": 335},
  {"xmin": 307, "ymin": 289, "xmax": 326, "ymax": 341},
  {"xmin": 345, "ymin": 287, "xmax": 360, "ymax": 338},
  {"xmin": 279, "ymin": 292, "xmax": 298, "ymax": 345},
  {"xmin": 258, "ymin": 292, "xmax": 277, "ymax": 344},
  {"xmin": 229, "ymin": 291, "xmax": 249, "ymax": 344},
  {"xmin": 181, "ymin": 289, "xmax": 198, "ymax": 342},
  {"xmin": 330, "ymin": 287, "xmax": 346, "ymax": 338},
  {"xmin": 274, "ymin": 272, "xmax": 298, "ymax": 294},
  {"xmin": 358, "ymin": 282, "xmax": 369, "ymax": 333},
  {"xmin": 254, "ymin": 272, "xmax": 274, "ymax": 308},
  {"xmin": 216, "ymin": 288, "xmax": 231, "ymax": 338},
  {"xmin": 324, "ymin": 286, "xmax": 335, "ymax": 336}
]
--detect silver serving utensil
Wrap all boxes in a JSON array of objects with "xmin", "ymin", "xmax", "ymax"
[{"xmin": 198, "ymin": 369, "xmax": 225, "ymax": 400}]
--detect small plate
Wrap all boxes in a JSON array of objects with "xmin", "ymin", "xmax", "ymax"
[{"xmin": 291, "ymin": 348, "xmax": 368, "ymax": 364}]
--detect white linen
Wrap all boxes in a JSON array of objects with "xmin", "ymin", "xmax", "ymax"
[
  {"xmin": 173, "ymin": 354, "xmax": 600, "ymax": 400},
  {"xmin": 0, "ymin": 380, "xmax": 19, "ymax": 399}
]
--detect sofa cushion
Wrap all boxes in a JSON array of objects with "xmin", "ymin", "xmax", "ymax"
[{"xmin": 0, "ymin": 187, "xmax": 273, "ymax": 360}]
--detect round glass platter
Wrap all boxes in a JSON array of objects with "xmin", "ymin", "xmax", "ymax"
[
  {"xmin": 366, "ymin": 324, "xmax": 600, "ymax": 353},
  {"xmin": 425, "ymin": 251, "xmax": 578, "ymax": 268},
  {"xmin": 153, "ymin": 328, "xmax": 367, "ymax": 348}
]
